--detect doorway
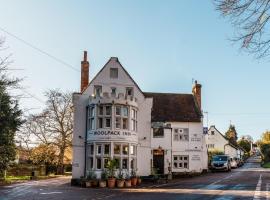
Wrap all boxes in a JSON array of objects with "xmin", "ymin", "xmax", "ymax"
[{"xmin": 153, "ymin": 149, "xmax": 164, "ymax": 174}]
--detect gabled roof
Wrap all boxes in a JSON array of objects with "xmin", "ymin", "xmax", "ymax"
[
  {"xmin": 83, "ymin": 57, "xmax": 144, "ymax": 95},
  {"xmin": 209, "ymin": 126, "xmax": 239, "ymax": 150},
  {"xmin": 144, "ymin": 92, "xmax": 202, "ymax": 122}
]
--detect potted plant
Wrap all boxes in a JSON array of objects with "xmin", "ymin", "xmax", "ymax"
[
  {"xmin": 91, "ymin": 173, "xmax": 98, "ymax": 187},
  {"xmin": 124, "ymin": 173, "xmax": 132, "ymax": 188},
  {"xmin": 106, "ymin": 159, "xmax": 118, "ymax": 188},
  {"xmin": 85, "ymin": 171, "xmax": 94, "ymax": 188},
  {"xmin": 116, "ymin": 169, "xmax": 125, "ymax": 188},
  {"xmin": 131, "ymin": 169, "xmax": 138, "ymax": 186},
  {"xmin": 99, "ymin": 170, "xmax": 107, "ymax": 188}
]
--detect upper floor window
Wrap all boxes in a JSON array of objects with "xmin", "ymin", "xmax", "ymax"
[
  {"xmin": 211, "ymin": 131, "xmax": 215, "ymax": 135},
  {"xmin": 110, "ymin": 68, "xmax": 118, "ymax": 79},
  {"xmin": 131, "ymin": 108, "xmax": 138, "ymax": 132},
  {"xmin": 111, "ymin": 87, "xmax": 116, "ymax": 96},
  {"xmin": 153, "ymin": 128, "xmax": 164, "ymax": 138},
  {"xmin": 126, "ymin": 87, "xmax": 133, "ymax": 96},
  {"xmin": 88, "ymin": 106, "xmax": 95, "ymax": 130},
  {"xmin": 173, "ymin": 128, "xmax": 189, "ymax": 141},
  {"xmin": 97, "ymin": 105, "xmax": 111, "ymax": 129},
  {"xmin": 115, "ymin": 105, "xmax": 129, "ymax": 130},
  {"xmin": 94, "ymin": 85, "xmax": 102, "ymax": 97}
]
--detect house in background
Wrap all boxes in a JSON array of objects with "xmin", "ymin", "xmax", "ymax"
[{"xmin": 206, "ymin": 126, "xmax": 239, "ymax": 159}]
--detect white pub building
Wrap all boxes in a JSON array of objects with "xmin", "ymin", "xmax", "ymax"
[{"xmin": 72, "ymin": 52, "xmax": 208, "ymax": 179}]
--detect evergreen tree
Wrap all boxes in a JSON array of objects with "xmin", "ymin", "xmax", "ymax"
[{"xmin": 225, "ymin": 124, "xmax": 238, "ymax": 145}]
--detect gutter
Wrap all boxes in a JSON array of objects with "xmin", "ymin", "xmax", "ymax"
[{"xmin": 84, "ymin": 105, "xmax": 89, "ymax": 177}]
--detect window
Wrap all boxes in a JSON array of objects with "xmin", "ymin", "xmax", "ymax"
[
  {"xmin": 211, "ymin": 131, "xmax": 215, "ymax": 135},
  {"xmin": 126, "ymin": 87, "xmax": 133, "ymax": 96},
  {"xmin": 98, "ymin": 118, "xmax": 103, "ymax": 129},
  {"xmin": 99, "ymin": 106, "xmax": 103, "ymax": 115},
  {"xmin": 130, "ymin": 145, "xmax": 135, "ymax": 155},
  {"xmin": 111, "ymin": 87, "xmax": 116, "ymax": 96},
  {"xmin": 208, "ymin": 144, "xmax": 214, "ymax": 148},
  {"xmin": 105, "ymin": 118, "xmax": 111, "ymax": 128},
  {"xmin": 114, "ymin": 157, "xmax": 120, "ymax": 169},
  {"xmin": 173, "ymin": 156, "xmax": 189, "ymax": 169},
  {"xmin": 96, "ymin": 145, "xmax": 102, "ymax": 155},
  {"xmin": 122, "ymin": 158, "xmax": 128, "ymax": 169},
  {"xmin": 153, "ymin": 128, "xmax": 164, "ymax": 138},
  {"xmin": 115, "ymin": 117, "xmax": 121, "ymax": 129},
  {"xmin": 130, "ymin": 158, "xmax": 136, "ymax": 169},
  {"xmin": 110, "ymin": 68, "xmax": 118, "ymax": 78},
  {"xmin": 122, "ymin": 145, "xmax": 129, "ymax": 155},
  {"xmin": 122, "ymin": 106, "xmax": 128, "ymax": 117},
  {"xmin": 96, "ymin": 158, "xmax": 102, "ymax": 169},
  {"xmin": 114, "ymin": 144, "xmax": 121, "ymax": 155},
  {"xmin": 131, "ymin": 108, "xmax": 137, "ymax": 132},
  {"xmin": 105, "ymin": 106, "xmax": 111, "ymax": 116},
  {"xmin": 104, "ymin": 158, "xmax": 109, "ymax": 168},
  {"xmin": 94, "ymin": 85, "xmax": 102, "ymax": 97},
  {"xmin": 122, "ymin": 118, "xmax": 128, "ymax": 130},
  {"xmin": 173, "ymin": 128, "xmax": 189, "ymax": 141},
  {"xmin": 88, "ymin": 107, "xmax": 95, "ymax": 130},
  {"xmin": 104, "ymin": 144, "xmax": 110, "ymax": 155},
  {"xmin": 116, "ymin": 106, "xmax": 121, "ymax": 116},
  {"xmin": 89, "ymin": 145, "xmax": 94, "ymax": 155}
]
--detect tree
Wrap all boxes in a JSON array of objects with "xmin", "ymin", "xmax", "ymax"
[
  {"xmin": 0, "ymin": 38, "xmax": 23, "ymax": 179},
  {"xmin": 225, "ymin": 124, "xmax": 238, "ymax": 145},
  {"xmin": 238, "ymin": 138, "xmax": 251, "ymax": 153},
  {"xmin": 215, "ymin": 0, "xmax": 270, "ymax": 59},
  {"xmin": 20, "ymin": 90, "xmax": 73, "ymax": 174},
  {"xmin": 261, "ymin": 131, "xmax": 270, "ymax": 143}
]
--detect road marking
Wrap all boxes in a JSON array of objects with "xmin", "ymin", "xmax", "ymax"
[
  {"xmin": 253, "ymin": 174, "xmax": 262, "ymax": 200},
  {"xmin": 40, "ymin": 191, "xmax": 63, "ymax": 195}
]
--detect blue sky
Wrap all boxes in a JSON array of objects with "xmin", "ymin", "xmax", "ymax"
[{"xmin": 0, "ymin": 0, "xmax": 269, "ymax": 141}]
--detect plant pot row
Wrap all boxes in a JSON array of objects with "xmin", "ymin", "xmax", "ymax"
[{"xmin": 85, "ymin": 177, "xmax": 142, "ymax": 188}]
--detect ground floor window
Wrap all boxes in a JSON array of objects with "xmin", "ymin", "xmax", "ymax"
[
  {"xmin": 86, "ymin": 143, "xmax": 137, "ymax": 171},
  {"xmin": 173, "ymin": 155, "xmax": 189, "ymax": 169}
]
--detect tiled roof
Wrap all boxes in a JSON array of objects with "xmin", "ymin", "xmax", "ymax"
[{"xmin": 144, "ymin": 92, "xmax": 202, "ymax": 122}]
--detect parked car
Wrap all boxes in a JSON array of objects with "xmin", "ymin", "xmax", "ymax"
[
  {"xmin": 211, "ymin": 155, "xmax": 231, "ymax": 172},
  {"xmin": 230, "ymin": 158, "xmax": 238, "ymax": 168}
]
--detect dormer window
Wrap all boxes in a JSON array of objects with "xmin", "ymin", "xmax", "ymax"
[
  {"xmin": 111, "ymin": 87, "xmax": 116, "ymax": 96},
  {"xmin": 94, "ymin": 85, "xmax": 102, "ymax": 97},
  {"xmin": 110, "ymin": 68, "xmax": 118, "ymax": 79},
  {"xmin": 126, "ymin": 87, "xmax": 133, "ymax": 96}
]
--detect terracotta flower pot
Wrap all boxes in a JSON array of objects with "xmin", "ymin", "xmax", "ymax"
[
  {"xmin": 131, "ymin": 177, "xmax": 138, "ymax": 186},
  {"xmin": 137, "ymin": 178, "xmax": 142, "ymax": 185},
  {"xmin": 117, "ymin": 179, "xmax": 125, "ymax": 188},
  {"xmin": 125, "ymin": 179, "xmax": 132, "ymax": 188},
  {"xmin": 108, "ymin": 178, "xmax": 116, "ymax": 188},
  {"xmin": 99, "ymin": 180, "xmax": 107, "ymax": 188}
]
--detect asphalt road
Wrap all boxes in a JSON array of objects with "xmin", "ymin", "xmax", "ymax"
[{"xmin": 1, "ymin": 156, "xmax": 269, "ymax": 200}]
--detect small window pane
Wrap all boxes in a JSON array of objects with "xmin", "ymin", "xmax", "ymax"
[
  {"xmin": 98, "ymin": 118, "xmax": 103, "ymax": 128},
  {"xmin": 97, "ymin": 145, "xmax": 102, "ymax": 155},
  {"xmin": 116, "ymin": 106, "xmax": 121, "ymax": 116},
  {"xmin": 105, "ymin": 118, "xmax": 111, "ymax": 128},
  {"xmin": 131, "ymin": 158, "xmax": 135, "ymax": 169},
  {"xmin": 115, "ymin": 117, "xmax": 121, "ymax": 129},
  {"xmin": 122, "ymin": 106, "xmax": 128, "ymax": 117},
  {"xmin": 96, "ymin": 158, "xmax": 102, "ymax": 169},
  {"xmin": 104, "ymin": 158, "xmax": 109, "ymax": 168},
  {"xmin": 114, "ymin": 157, "xmax": 120, "ymax": 169},
  {"xmin": 122, "ymin": 118, "xmax": 128, "ymax": 129},
  {"xmin": 122, "ymin": 145, "xmax": 128, "ymax": 155},
  {"xmin": 174, "ymin": 156, "xmax": 177, "ymax": 161},
  {"xmin": 114, "ymin": 144, "xmax": 120, "ymax": 155},
  {"xmin": 106, "ymin": 106, "xmax": 111, "ymax": 115},
  {"xmin": 99, "ymin": 106, "xmax": 103, "ymax": 115},
  {"xmin": 104, "ymin": 144, "xmax": 110, "ymax": 155},
  {"xmin": 122, "ymin": 158, "xmax": 128, "ymax": 169},
  {"xmin": 174, "ymin": 162, "xmax": 177, "ymax": 168},
  {"xmin": 111, "ymin": 87, "xmax": 116, "ymax": 95},
  {"xmin": 130, "ymin": 145, "xmax": 135, "ymax": 155},
  {"xmin": 90, "ymin": 145, "xmax": 94, "ymax": 155}
]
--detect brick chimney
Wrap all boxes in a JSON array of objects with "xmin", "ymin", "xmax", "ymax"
[
  {"xmin": 81, "ymin": 51, "xmax": 89, "ymax": 92},
  {"xmin": 192, "ymin": 80, "xmax": 202, "ymax": 110}
]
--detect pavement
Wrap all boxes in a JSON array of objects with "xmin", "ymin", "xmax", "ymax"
[{"xmin": 1, "ymin": 155, "xmax": 270, "ymax": 200}]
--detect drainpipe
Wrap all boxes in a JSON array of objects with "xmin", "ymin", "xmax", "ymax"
[{"xmin": 84, "ymin": 105, "xmax": 89, "ymax": 177}]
